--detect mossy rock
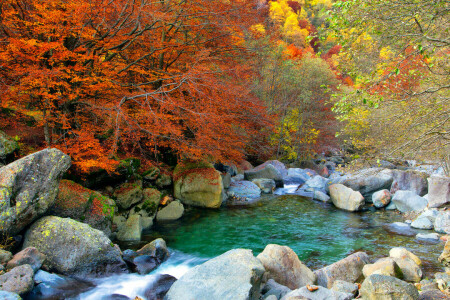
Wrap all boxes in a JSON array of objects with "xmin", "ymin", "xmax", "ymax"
[
  {"xmin": 113, "ymin": 181, "xmax": 143, "ymax": 210},
  {"xmin": 142, "ymin": 167, "xmax": 160, "ymax": 181},
  {"xmin": 0, "ymin": 131, "xmax": 18, "ymax": 162},
  {"xmin": 49, "ymin": 180, "xmax": 115, "ymax": 235},
  {"xmin": 173, "ymin": 161, "xmax": 223, "ymax": 208}
]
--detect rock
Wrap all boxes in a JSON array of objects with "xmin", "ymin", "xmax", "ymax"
[
  {"xmin": 244, "ymin": 164, "xmax": 283, "ymax": 187},
  {"xmin": 226, "ymin": 181, "xmax": 261, "ymax": 205},
  {"xmin": 390, "ymin": 170, "xmax": 429, "ymax": 196},
  {"xmin": 0, "ymin": 264, "xmax": 34, "ymax": 296},
  {"xmin": 23, "ymin": 216, "xmax": 127, "ymax": 277},
  {"xmin": 372, "ymin": 189, "xmax": 391, "ymax": 208},
  {"xmin": 419, "ymin": 290, "xmax": 449, "ymax": 300},
  {"xmin": 281, "ymin": 285, "xmax": 353, "ymax": 300},
  {"xmin": 50, "ymin": 180, "xmax": 115, "ymax": 235},
  {"xmin": 363, "ymin": 257, "xmax": 403, "ymax": 279},
  {"xmin": 435, "ymin": 211, "xmax": 450, "ymax": 234},
  {"xmin": 132, "ymin": 255, "xmax": 159, "ymax": 274},
  {"xmin": 389, "ymin": 247, "xmax": 422, "ymax": 266},
  {"xmin": 166, "ymin": 249, "xmax": 265, "ymax": 300},
  {"xmin": 411, "ymin": 217, "xmax": 434, "ymax": 230},
  {"xmin": 305, "ymin": 176, "xmax": 329, "ymax": 192},
  {"xmin": 391, "ymin": 258, "xmax": 422, "ymax": 282},
  {"xmin": 143, "ymin": 166, "xmax": 160, "ymax": 181},
  {"xmin": 360, "ymin": 274, "xmax": 419, "ymax": 300},
  {"xmin": 253, "ymin": 160, "xmax": 288, "ymax": 178},
  {"xmin": 0, "ymin": 148, "xmax": 71, "ymax": 235},
  {"xmin": 113, "ymin": 180, "xmax": 143, "ymax": 210},
  {"xmin": 29, "ymin": 270, "xmax": 93, "ymax": 299},
  {"xmin": 155, "ymin": 173, "xmax": 172, "ymax": 188},
  {"xmin": 6, "ymin": 247, "xmax": 45, "ymax": 273},
  {"xmin": 416, "ymin": 233, "xmax": 440, "ymax": 244},
  {"xmin": 174, "ymin": 161, "xmax": 223, "ymax": 208},
  {"xmin": 117, "ymin": 214, "xmax": 142, "ymax": 242},
  {"xmin": 231, "ymin": 174, "xmax": 245, "ymax": 183},
  {"xmin": 222, "ymin": 172, "xmax": 232, "ymax": 189},
  {"xmin": 392, "ymin": 190, "xmax": 428, "ymax": 213},
  {"xmin": 386, "ymin": 201, "xmax": 397, "ymax": 210},
  {"xmin": 313, "ymin": 190, "xmax": 331, "ymax": 202},
  {"xmin": 384, "ymin": 222, "xmax": 417, "ymax": 237},
  {"xmin": 418, "ymin": 209, "xmax": 439, "ymax": 223},
  {"xmin": 136, "ymin": 238, "xmax": 170, "ymax": 264},
  {"xmin": 0, "ymin": 291, "xmax": 21, "ymax": 300},
  {"xmin": 156, "ymin": 200, "xmax": 184, "ymax": 221},
  {"xmin": 331, "ymin": 280, "xmax": 358, "ymax": 295},
  {"xmin": 238, "ymin": 160, "xmax": 253, "ymax": 173},
  {"xmin": 342, "ymin": 168, "xmax": 393, "ymax": 197},
  {"xmin": 287, "ymin": 168, "xmax": 312, "ymax": 182},
  {"xmin": 427, "ymin": 176, "xmax": 450, "ymax": 208},
  {"xmin": 261, "ymin": 279, "xmax": 292, "ymax": 299},
  {"xmin": 252, "ymin": 179, "xmax": 276, "ymax": 194},
  {"xmin": 314, "ymin": 252, "xmax": 370, "ymax": 288},
  {"xmin": 144, "ymin": 274, "xmax": 177, "ymax": 300},
  {"xmin": 0, "ymin": 249, "xmax": 12, "ymax": 265},
  {"xmin": 256, "ymin": 244, "xmax": 316, "ymax": 289},
  {"xmin": 438, "ymin": 241, "xmax": 450, "ymax": 267},
  {"xmin": 0, "ymin": 130, "xmax": 18, "ymax": 161},
  {"xmin": 329, "ymin": 184, "xmax": 365, "ymax": 212}
]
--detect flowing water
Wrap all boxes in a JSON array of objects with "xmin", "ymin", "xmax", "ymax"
[{"xmin": 72, "ymin": 185, "xmax": 445, "ymax": 299}]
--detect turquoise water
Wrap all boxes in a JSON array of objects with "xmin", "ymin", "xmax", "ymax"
[{"xmin": 143, "ymin": 195, "xmax": 444, "ymax": 274}]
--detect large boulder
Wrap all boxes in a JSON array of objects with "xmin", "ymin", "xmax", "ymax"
[
  {"xmin": 174, "ymin": 161, "xmax": 223, "ymax": 208},
  {"xmin": 329, "ymin": 184, "xmax": 365, "ymax": 212},
  {"xmin": 226, "ymin": 181, "xmax": 261, "ymax": 205},
  {"xmin": 391, "ymin": 257, "xmax": 422, "ymax": 282},
  {"xmin": 256, "ymin": 244, "xmax": 316, "ymax": 289},
  {"xmin": 342, "ymin": 168, "xmax": 393, "ymax": 197},
  {"xmin": 156, "ymin": 200, "xmax": 184, "ymax": 221},
  {"xmin": 281, "ymin": 285, "xmax": 353, "ymax": 300},
  {"xmin": 0, "ymin": 264, "xmax": 34, "ymax": 296},
  {"xmin": 392, "ymin": 190, "xmax": 428, "ymax": 213},
  {"xmin": 113, "ymin": 180, "xmax": 143, "ymax": 210},
  {"xmin": 0, "ymin": 291, "xmax": 21, "ymax": 300},
  {"xmin": 314, "ymin": 252, "xmax": 370, "ymax": 288},
  {"xmin": 360, "ymin": 274, "xmax": 419, "ymax": 300},
  {"xmin": 166, "ymin": 249, "xmax": 265, "ymax": 300},
  {"xmin": 23, "ymin": 216, "xmax": 127, "ymax": 277},
  {"xmin": 287, "ymin": 168, "xmax": 313, "ymax": 183},
  {"xmin": 0, "ymin": 130, "xmax": 18, "ymax": 162},
  {"xmin": 0, "ymin": 148, "xmax": 71, "ymax": 235},
  {"xmin": 389, "ymin": 247, "xmax": 422, "ymax": 266},
  {"xmin": 261, "ymin": 279, "xmax": 292, "ymax": 299},
  {"xmin": 427, "ymin": 176, "xmax": 450, "ymax": 208},
  {"xmin": 434, "ymin": 211, "xmax": 450, "ymax": 234},
  {"xmin": 244, "ymin": 164, "xmax": 283, "ymax": 187},
  {"xmin": 390, "ymin": 170, "xmax": 429, "ymax": 196},
  {"xmin": 49, "ymin": 180, "xmax": 115, "ymax": 235}
]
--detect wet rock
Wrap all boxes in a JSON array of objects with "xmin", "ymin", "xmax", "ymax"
[
  {"xmin": 392, "ymin": 190, "xmax": 428, "ymax": 213},
  {"xmin": 411, "ymin": 217, "xmax": 434, "ymax": 230},
  {"xmin": 257, "ymin": 244, "xmax": 316, "ymax": 289},
  {"xmin": 6, "ymin": 247, "xmax": 45, "ymax": 273},
  {"xmin": 305, "ymin": 175, "xmax": 329, "ymax": 192},
  {"xmin": 390, "ymin": 169, "xmax": 429, "ymax": 196},
  {"xmin": 23, "ymin": 216, "xmax": 127, "ymax": 277},
  {"xmin": 116, "ymin": 214, "xmax": 142, "ymax": 242},
  {"xmin": 144, "ymin": 274, "xmax": 177, "ymax": 300},
  {"xmin": 0, "ymin": 148, "xmax": 71, "ymax": 235},
  {"xmin": 156, "ymin": 200, "xmax": 184, "ymax": 222},
  {"xmin": 331, "ymin": 280, "xmax": 358, "ymax": 295},
  {"xmin": 314, "ymin": 252, "xmax": 370, "ymax": 288},
  {"xmin": 226, "ymin": 181, "xmax": 261, "ymax": 205},
  {"xmin": 329, "ymin": 184, "xmax": 365, "ymax": 212},
  {"xmin": 360, "ymin": 274, "xmax": 419, "ymax": 300},
  {"xmin": 427, "ymin": 176, "xmax": 450, "ymax": 208},
  {"xmin": 132, "ymin": 255, "xmax": 159, "ymax": 274},
  {"xmin": 384, "ymin": 222, "xmax": 417, "ymax": 237},
  {"xmin": 0, "ymin": 130, "xmax": 19, "ymax": 162},
  {"xmin": 281, "ymin": 285, "xmax": 353, "ymax": 300},
  {"xmin": 174, "ymin": 161, "xmax": 223, "ymax": 208},
  {"xmin": 342, "ymin": 168, "xmax": 393, "ymax": 197},
  {"xmin": 313, "ymin": 190, "xmax": 331, "ymax": 202},
  {"xmin": 136, "ymin": 238, "xmax": 170, "ymax": 264},
  {"xmin": 245, "ymin": 164, "xmax": 283, "ymax": 187},
  {"xmin": 29, "ymin": 270, "xmax": 93, "ymax": 299},
  {"xmin": 0, "ymin": 291, "xmax": 21, "ymax": 300},
  {"xmin": 287, "ymin": 168, "xmax": 312, "ymax": 182},
  {"xmin": 166, "ymin": 249, "xmax": 265, "ymax": 300},
  {"xmin": 261, "ymin": 279, "xmax": 292, "ymax": 299},
  {"xmin": 114, "ymin": 181, "xmax": 143, "ymax": 210},
  {"xmin": 363, "ymin": 257, "xmax": 403, "ymax": 279},
  {"xmin": 252, "ymin": 179, "xmax": 276, "ymax": 194},
  {"xmin": 416, "ymin": 233, "xmax": 440, "ymax": 244},
  {"xmin": 386, "ymin": 201, "xmax": 397, "ymax": 210},
  {"xmin": 0, "ymin": 264, "xmax": 34, "ymax": 296},
  {"xmin": 372, "ymin": 189, "xmax": 391, "ymax": 208},
  {"xmin": 434, "ymin": 211, "xmax": 450, "ymax": 234}
]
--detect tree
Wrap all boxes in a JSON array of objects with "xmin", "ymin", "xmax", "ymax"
[
  {"xmin": 0, "ymin": 0, "xmax": 272, "ymax": 173},
  {"xmin": 329, "ymin": 0, "xmax": 449, "ymax": 172}
]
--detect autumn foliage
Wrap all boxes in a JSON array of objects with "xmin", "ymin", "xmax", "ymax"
[{"xmin": 0, "ymin": 0, "xmax": 271, "ymax": 173}]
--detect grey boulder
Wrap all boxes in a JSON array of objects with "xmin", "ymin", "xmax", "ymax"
[
  {"xmin": 0, "ymin": 130, "xmax": 19, "ymax": 161},
  {"xmin": 392, "ymin": 190, "xmax": 428, "ymax": 213},
  {"xmin": 252, "ymin": 178, "xmax": 276, "ymax": 194},
  {"xmin": 372, "ymin": 189, "xmax": 391, "ymax": 208},
  {"xmin": 427, "ymin": 176, "xmax": 449, "ymax": 208},
  {"xmin": 390, "ymin": 170, "xmax": 429, "ymax": 196},
  {"xmin": 245, "ymin": 164, "xmax": 283, "ymax": 187},
  {"xmin": 411, "ymin": 217, "xmax": 433, "ymax": 230},
  {"xmin": 342, "ymin": 168, "xmax": 393, "ymax": 197},
  {"xmin": 6, "ymin": 247, "xmax": 46, "ymax": 273},
  {"xmin": 166, "ymin": 249, "xmax": 265, "ymax": 300},
  {"xmin": 0, "ymin": 148, "xmax": 71, "ymax": 235},
  {"xmin": 156, "ymin": 200, "xmax": 184, "ymax": 221}
]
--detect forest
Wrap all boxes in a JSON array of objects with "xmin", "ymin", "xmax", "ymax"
[{"xmin": 1, "ymin": 0, "xmax": 448, "ymax": 174}]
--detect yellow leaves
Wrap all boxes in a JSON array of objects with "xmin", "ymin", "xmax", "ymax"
[
  {"xmin": 250, "ymin": 24, "xmax": 266, "ymax": 37},
  {"xmin": 379, "ymin": 47, "xmax": 393, "ymax": 60}
]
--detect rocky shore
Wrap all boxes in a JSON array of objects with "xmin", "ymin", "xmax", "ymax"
[{"xmin": 0, "ymin": 129, "xmax": 449, "ymax": 299}]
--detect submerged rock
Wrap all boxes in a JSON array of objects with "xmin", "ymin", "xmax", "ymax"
[
  {"xmin": 0, "ymin": 148, "xmax": 71, "ymax": 235},
  {"xmin": 23, "ymin": 216, "xmax": 127, "ymax": 277},
  {"xmin": 360, "ymin": 274, "xmax": 419, "ymax": 300},
  {"xmin": 384, "ymin": 222, "xmax": 417, "ymax": 237},
  {"xmin": 166, "ymin": 249, "xmax": 265, "ymax": 300},
  {"xmin": 257, "ymin": 244, "xmax": 316, "ymax": 289},
  {"xmin": 174, "ymin": 161, "xmax": 223, "ymax": 208}
]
